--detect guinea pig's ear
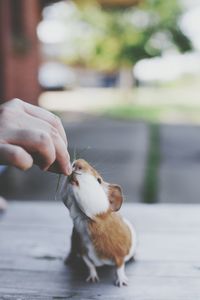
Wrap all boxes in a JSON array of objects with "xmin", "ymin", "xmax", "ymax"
[{"xmin": 108, "ymin": 184, "xmax": 123, "ymax": 212}]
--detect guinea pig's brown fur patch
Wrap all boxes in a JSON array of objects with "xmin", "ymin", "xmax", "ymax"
[
  {"xmin": 73, "ymin": 159, "xmax": 102, "ymax": 180},
  {"xmin": 88, "ymin": 212, "xmax": 132, "ymax": 267}
]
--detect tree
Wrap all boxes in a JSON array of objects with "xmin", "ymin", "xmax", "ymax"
[{"xmin": 60, "ymin": 0, "xmax": 192, "ymax": 72}]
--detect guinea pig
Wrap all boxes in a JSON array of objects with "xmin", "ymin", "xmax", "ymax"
[{"xmin": 61, "ymin": 159, "xmax": 136, "ymax": 287}]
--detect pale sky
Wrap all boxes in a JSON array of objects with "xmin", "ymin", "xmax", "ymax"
[
  {"xmin": 134, "ymin": 0, "xmax": 200, "ymax": 83},
  {"xmin": 180, "ymin": 0, "xmax": 200, "ymax": 50}
]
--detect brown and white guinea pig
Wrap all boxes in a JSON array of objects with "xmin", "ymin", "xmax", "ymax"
[{"xmin": 61, "ymin": 159, "xmax": 136, "ymax": 287}]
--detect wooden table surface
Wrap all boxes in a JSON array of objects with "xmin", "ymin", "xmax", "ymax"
[{"xmin": 1, "ymin": 202, "xmax": 200, "ymax": 300}]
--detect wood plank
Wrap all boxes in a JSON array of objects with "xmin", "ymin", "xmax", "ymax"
[
  {"xmin": 1, "ymin": 269, "xmax": 200, "ymax": 300},
  {"xmin": 1, "ymin": 202, "xmax": 200, "ymax": 299}
]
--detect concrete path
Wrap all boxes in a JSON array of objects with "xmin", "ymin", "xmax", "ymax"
[
  {"xmin": 158, "ymin": 124, "xmax": 200, "ymax": 203},
  {"xmin": 0, "ymin": 115, "xmax": 149, "ymax": 203}
]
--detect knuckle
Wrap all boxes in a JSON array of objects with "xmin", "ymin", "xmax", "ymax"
[
  {"xmin": 48, "ymin": 152, "xmax": 56, "ymax": 166},
  {"xmin": 9, "ymin": 147, "xmax": 23, "ymax": 163},
  {"xmin": 38, "ymin": 132, "xmax": 51, "ymax": 148},
  {"xmin": 37, "ymin": 132, "xmax": 55, "ymax": 165},
  {"xmin": 42, "ymin": 155, "xmax": 55, "ymax": 168},
  {"xmin": 50, "ymin": 126, "xmax": 59, "ymax": 139},
  {"xmin": 0, "ymin": 98, "xmax": 22, "ymax": 117},
  {"xmin": 11, "ymin": 98, "xmax": 22, "ymax": 106},
  {"xmin": 12, "ymin": 98, "xmax": 21, "ymax": 103},
  {"xmin": 0, "ymin": 99, "xmax": 23, "ymax": 121},
  {"xmin": 0, "ymin": 105, "xmax": 12, "ymax": 121},
  {"xmin": 44, "ymin": 148, "xmax": 56, "ymax": 167},
  {"xmin": 52, "ymin": 115, "xmax": 62, "ymax": 129}
]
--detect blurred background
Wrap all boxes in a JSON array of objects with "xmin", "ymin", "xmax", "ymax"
[{"xmin": 1, "ymin": 0, "xmax": 200, "ymax": 203}]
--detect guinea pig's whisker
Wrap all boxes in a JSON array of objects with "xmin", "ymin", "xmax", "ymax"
[
  {"xmin": 55, "ymin": 174, "xmax": 63, "ymax": 201},
  {"xmin": 73, "ymin": 146, "xmax": 91, "ymax": 161},
  {"xmin": 73, "ymin": 147, "xmax": 77, "ymax": 161},
  {"xmin": 79, "ymin": 146, "xmax": 91, "ymax": 156}
]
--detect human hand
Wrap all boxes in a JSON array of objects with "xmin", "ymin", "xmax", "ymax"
[{"xmin": 0, "ymin": 98, "xmax": 72, "ymax": 175}]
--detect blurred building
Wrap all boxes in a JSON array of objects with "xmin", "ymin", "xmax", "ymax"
[
  {"xmin": 0, "ymin": 0, "xmax": 66, "ymax": 105},
  {"xmin": 0, "ymin": 0, "xmax": 42, "ymax": 104},
  {"xmin": 0, "ymin": 0, "xmax": 143, "ymax": 105}
]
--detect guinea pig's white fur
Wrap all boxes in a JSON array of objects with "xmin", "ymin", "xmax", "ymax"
[{"xmin": 72, "ymin": 173, "xmax": 109, "ymax": 219}]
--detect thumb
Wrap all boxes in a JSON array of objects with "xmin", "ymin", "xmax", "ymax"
[{"xmin": 0, "ymin": 144, "xmax": 33, "ymax": 171}]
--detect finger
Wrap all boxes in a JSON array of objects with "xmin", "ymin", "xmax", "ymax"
[
  {"xmin": 22, "ymin": 101, "xmax": 67, "ymax": 145},
  {"xmin": 9, "ymin": 129, "xmax": 56, "ymax": 171},
  {"xmin": 49, "ymin": 128, "xmax": 72, "ymax": 175},
  {"xmin": 20, "ymin": 113, "xmax": 71, "ymax": 175},
  {"xmin": 0, "ymin": 144, "xmax": 33, "ymax": 170}
]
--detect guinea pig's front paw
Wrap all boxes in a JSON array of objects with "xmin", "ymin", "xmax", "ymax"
[
  {"xmin": 115, "ymin": 264, "xmax": 128, "ymax": 287},
  {"xmin": 115, "ymin": 277, "xmax": 128, "ymax": 287},
  {"xmin": 115, "ymin": 275, "xmax": 128, "ymax": 287},
  {"xmin": 86, "ymin": 272, "xmax": 99, "ymax": 283}
]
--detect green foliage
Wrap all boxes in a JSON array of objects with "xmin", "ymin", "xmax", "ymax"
[
  {"xmin": 60, "ymin": 0, "xmax": 192, "ymax": 71},
  {"xmin": 103, "ymin": 104, "xmax": 165, "ymax": 121}
]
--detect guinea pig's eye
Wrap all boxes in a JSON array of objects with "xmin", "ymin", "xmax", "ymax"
[
  {"xmin": 78, "ymin": 166, "xmax": 82, "ymax": 170},
  {"xmin": 97, "ymin": 178, "xmax": 102, "ymax": 184}
]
